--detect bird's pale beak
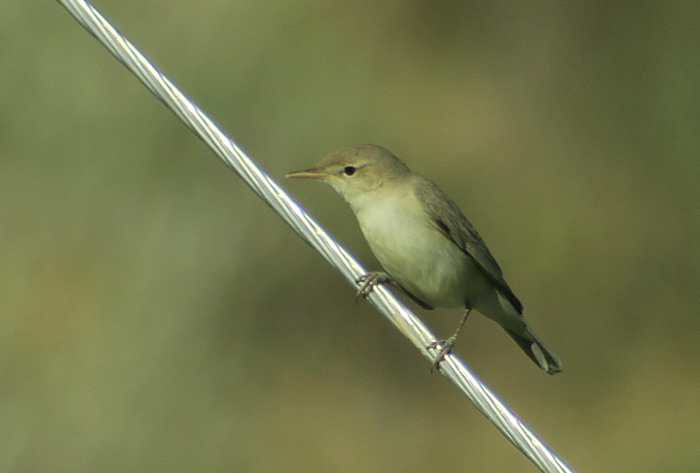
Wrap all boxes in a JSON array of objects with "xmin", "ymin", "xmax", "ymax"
[{"xmin": 286, "ymin": 168, "xmax": 328, "ymax": 179}]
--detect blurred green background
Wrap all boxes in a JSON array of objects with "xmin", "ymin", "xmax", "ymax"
[{"xmin": 2, "ymin": 1, "xmax": 699, "ymax": 472}]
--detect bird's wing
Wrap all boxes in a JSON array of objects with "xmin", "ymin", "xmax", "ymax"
[{"xmin": 414, "ymin": 178, "xmax": 523, "ymax": 313}]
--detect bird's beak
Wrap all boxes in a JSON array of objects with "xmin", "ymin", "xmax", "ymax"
[{"xmin": 286, "ymin": 168, "xmax": 328, "ymax": 179}]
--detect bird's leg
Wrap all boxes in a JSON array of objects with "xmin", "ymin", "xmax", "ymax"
[
  {"xmin": 428, "ymin": 308, "xmax": 472, "ymax": 371},
  {"xmin": 355, "ymin": 272, "xmax": 392, "ymax": 302}
]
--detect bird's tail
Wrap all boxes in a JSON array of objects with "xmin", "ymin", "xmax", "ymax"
[{"xmin": 504, "ymin": 326, "xmax": 563, "ymax": 375}]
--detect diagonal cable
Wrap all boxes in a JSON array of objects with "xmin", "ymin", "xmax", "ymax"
[{"xmin": 55, "ymin": 1, "xmax": 575, "ymax": 472}]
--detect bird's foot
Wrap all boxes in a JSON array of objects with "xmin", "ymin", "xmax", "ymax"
[
  {"xmin": 427, "ymin": 336, "xmax": 457, "ymax": 372},
  {"xmin": 355, "ymin": 272, "xmax": 392, "ymax": 302}
]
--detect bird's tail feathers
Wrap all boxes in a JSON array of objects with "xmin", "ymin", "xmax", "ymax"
[{"xmin": 504, "ymin": 327, "xmax": 563, "ymax": 375}]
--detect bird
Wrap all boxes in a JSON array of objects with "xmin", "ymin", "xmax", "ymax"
[{"xmin": 287, "ymin": 144, "xmax": 562, "ymax": 374}]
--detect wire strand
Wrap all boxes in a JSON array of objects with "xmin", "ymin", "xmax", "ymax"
[{"xmin": 55, "ymin": 1, "xmax": 575, "ymax": 472}]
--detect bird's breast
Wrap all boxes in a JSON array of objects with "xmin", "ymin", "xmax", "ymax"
[{"xmin": 354, "ymin": 188, "xmax": 482, "ymax": 308}]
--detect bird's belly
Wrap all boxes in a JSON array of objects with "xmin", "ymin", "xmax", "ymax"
[{"xmin": 359, "ymin": 211, "xmax": 485, "ymax": 309}]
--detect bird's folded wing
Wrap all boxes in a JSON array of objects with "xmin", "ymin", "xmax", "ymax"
[{"xmin": 414, "ymin": 178, "xmax": 523, "ymax": 314}]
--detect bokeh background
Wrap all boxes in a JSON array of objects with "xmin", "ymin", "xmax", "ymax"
[{"xmin": 2, "ymin": 1, "xmax": 699, "ymax": 472}]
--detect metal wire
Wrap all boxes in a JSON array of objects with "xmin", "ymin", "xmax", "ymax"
[{"xmin": 55, "ymin": 1, "xmax": 576, "ymax": 472}]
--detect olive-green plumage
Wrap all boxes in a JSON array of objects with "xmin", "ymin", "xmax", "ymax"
[{"xmin": 288, "ymin": 144, "xmax": 562, "ymax": 374}]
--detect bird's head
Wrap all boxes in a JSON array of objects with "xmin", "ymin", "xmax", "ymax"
[{"xmin": 287, "ymin": 144, "xmax": 411, "ymax": 201}]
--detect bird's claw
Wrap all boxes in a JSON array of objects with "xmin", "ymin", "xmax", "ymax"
[
  {"xmin": 427, "ymin": 337, "xmax": 457, "ymax": 372},
  {"xmin": 354, "ymin": 272, "xmax": 391, "ymax": 302}
]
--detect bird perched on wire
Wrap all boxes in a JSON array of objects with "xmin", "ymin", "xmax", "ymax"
[{"xmin": 287, "ymin": 144, "xmax": 562, "ymax": 374}]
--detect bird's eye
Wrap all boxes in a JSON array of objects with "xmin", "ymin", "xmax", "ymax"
[{"xmin": 343, "ymin": 166, "xmax": 357, "ymax": 176}]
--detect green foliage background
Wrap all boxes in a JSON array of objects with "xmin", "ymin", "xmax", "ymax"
[{"xmin": 2, "ymin": 2, "xmax": 699, "ymax": 472}]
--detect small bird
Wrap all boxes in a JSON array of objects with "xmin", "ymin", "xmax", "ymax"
[{"xmin": 287, "ymin": 144, "xmax": 562, "ymax": 374}]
